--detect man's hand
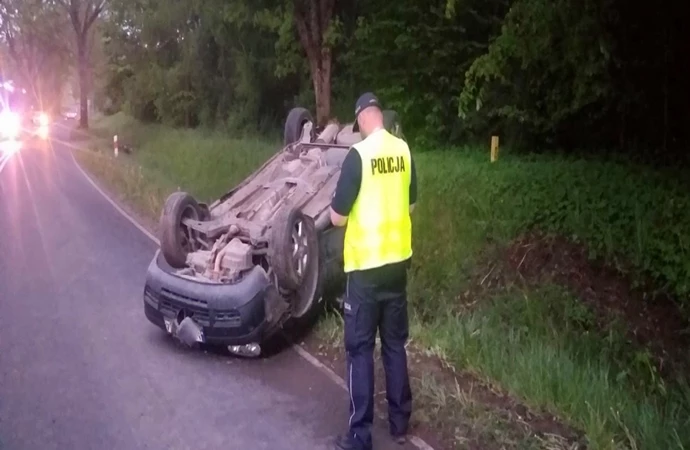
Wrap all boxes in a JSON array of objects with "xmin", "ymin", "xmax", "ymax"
[{"xmin": 330, "ymin": 207, "xmax": 348, "ymax": 227}]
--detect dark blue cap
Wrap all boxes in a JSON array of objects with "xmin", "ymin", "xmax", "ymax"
[{"xmin": 353, "ymin": 92, "xmax": 381, "ymax": 132}]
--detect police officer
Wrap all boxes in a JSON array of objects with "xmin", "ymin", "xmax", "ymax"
[{"xmin": 329, "ymin": 92, "xmax": 417, "ymax": 450}]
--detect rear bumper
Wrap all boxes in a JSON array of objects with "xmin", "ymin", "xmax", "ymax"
[{"xmin": 143, "ymin": 250, "xmax": 282, "ymax": 346}]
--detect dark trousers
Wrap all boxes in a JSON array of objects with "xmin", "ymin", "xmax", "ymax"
[{"xmin": 343, "ymin": 273, "xmax": 413, "ymax": 450}]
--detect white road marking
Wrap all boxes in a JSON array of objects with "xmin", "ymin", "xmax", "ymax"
[
  {"xmin": 69, "ymin": 149, "xmax": 159, "ymax": 244},
  {"xmin": 291, "ymin": 343, "xmax": 347, "ymax": 390},
  {"xmin": 67, "ymin": 140, "xmax": 436, "ymax": 450}
]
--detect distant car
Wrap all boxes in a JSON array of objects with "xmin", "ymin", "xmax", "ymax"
[
  {"xmin": 142, "ymin": 106, "xmax": 404, "ymax": 356},
  {"xmin": 29, "ymin": 111, "xmax": 51, "ymax": 140}
]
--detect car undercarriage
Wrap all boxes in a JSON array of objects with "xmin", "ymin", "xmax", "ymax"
[{"xmin": 143, "ymin": 106, "xmax": 404, "ymax": 355}]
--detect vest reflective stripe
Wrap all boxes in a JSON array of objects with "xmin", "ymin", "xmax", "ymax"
[{"xmin": 343, "ymin": 129, "xmax": 413, "ymax": 273}]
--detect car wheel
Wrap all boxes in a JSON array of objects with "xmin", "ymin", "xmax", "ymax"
[
  {"xmin": 291, "ymin": 217, "xmax": 324, "ymax": 319},
  {"xmin": 268, "ymin": 206, "xmax": 319, "ymax": 294},
  {"xmin": 159, "ymin": 191, "xmax": 204, "ymax": 268},
  {"xmin": 284, "ymin": 107, "xmax": 314, "ymax": 146},
  {"xmin": 383, "ymin": 109, "xmax": 406, "ymax": 141}
]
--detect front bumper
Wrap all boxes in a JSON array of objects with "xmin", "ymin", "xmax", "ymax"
[{"xmin": 143, "ymin": 250, "xmax": 281, "ymax": 346}]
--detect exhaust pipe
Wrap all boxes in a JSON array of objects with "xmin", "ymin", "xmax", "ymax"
[{"xmin": 315, "ymin": 123, "xmax": 340, "ymax": 144}]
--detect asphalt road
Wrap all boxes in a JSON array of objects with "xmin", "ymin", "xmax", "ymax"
[{"xmin": 0, "ymin": 125, "xmax": 419, "ymax": 450}]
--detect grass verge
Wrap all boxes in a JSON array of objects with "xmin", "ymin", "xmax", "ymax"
[{"xmin": 72, "ymin": 112, "xmax": 690, "ymax": 450}]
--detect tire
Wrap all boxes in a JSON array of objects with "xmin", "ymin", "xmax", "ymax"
[
  {"xmin": 159, "ymin": 191, "xmax": 204, "ymax": 268},
  {"xmin": 284, "ymin": 107, "xmax": 313, "ymax": 146},
  {"xmin": 383, "ymin": 109, "xmax": 406, "ymax": 141},
  {"xmin": 292, "ymin": 217, "xmax": 324, "ymax": 319},
  {"xmin": 268, "ymin": 206, "xmax": 319, "ymax": 293}
]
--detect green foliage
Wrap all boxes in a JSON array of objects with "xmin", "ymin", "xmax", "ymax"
[
  {"xmin": 412, "ymin": 150, "xmax": 690, "ymax": 304},
  {"xmin": 0, "ymin": 0, "xmax": 72, "ymax": 110},
  {"xmin": 458, "ymin": 0, "xmax": 614, "ymax": 143},
  {"xmin": 91, "ymin": 0, "xmax": 518, "ymax": 145},
  {"xmin": 88, "ymin": 0, "xmax": 688, "ymax": 155},
  {"xmin": 3, "ymin": 0, "xmax": 686, "ymax": 152},
  {"xmin": 340, "ymin": 0, "xmax": 507, "ymax": 145},
  {"xmin": 488, "ymin": 157, "xmax": 689, "ymax": 297},
  {"xmin": 97, "ymin": 0, "xmax": 301, "ymax": 131},
  {"xmin": 405, "ymin": 148, "xmax": 690, "ymax": 448}
]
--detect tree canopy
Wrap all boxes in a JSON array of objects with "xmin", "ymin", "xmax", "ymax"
[{"xmin": 1, "ymin": 0, "xmax": 687, "ymax": 160}]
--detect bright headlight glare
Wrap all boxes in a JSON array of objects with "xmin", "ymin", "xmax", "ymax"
[{"xmin": 0, "ymin": 111, "xmax": 20, "ymax": 138}]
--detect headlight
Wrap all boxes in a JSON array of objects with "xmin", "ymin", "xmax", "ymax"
[
  {"xmin": 38, "ymin": 125, "xmax": 49, "ymax": 140},
  {"xmin": 0, "ymin": 111, "xmax": 21, "ymax": 139},
  {"xmin": 38, "ymin": 112, "xmax": 49, "ymax": 126}
]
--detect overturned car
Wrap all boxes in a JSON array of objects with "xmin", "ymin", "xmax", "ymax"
[{"xmin": 142, "ymin": 106, "xmax": 405, "ymax": 356}]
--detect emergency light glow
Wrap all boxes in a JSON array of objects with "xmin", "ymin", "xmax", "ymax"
[
  {"xmin": 37, "ymin": 125, "xmax": 49, "ymax": 140},
  {"xmin": 38, "ymin": 112, "xmax": 49, "ymax": 126},
  {"xmin": 0, "ymin": 110, "xmax": 21, "ymax": 139}
]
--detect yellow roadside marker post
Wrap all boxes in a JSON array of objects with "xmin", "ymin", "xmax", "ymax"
[{"xmin": 490, "ymin": 135, "xmax": 499, "ymax": 162}]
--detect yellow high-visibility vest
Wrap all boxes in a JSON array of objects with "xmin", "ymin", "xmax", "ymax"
[{"xmin": 343, "ymin": 129, "xmax": 413, "ymax": 273}]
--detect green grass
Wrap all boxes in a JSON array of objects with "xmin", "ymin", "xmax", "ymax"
[
  {"xmin": 413, "ymin": 286, "xmax": 690, "ymax": 449},
  {"xmin": 408, "ymin": 149, "xmax": 690, "ymax": 304},
  {"xmin": 78, "ymin": 112, "xmax": 690, "ymax": 449},
  {"xmin": 406, "ymin": 149, "xmax": 690, "ymax": 448},
  {"xmin": 87, "ymin": 112, "xmax": 279, "ymax": 201}
]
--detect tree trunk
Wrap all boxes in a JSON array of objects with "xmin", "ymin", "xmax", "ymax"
[
  {"xmin": 77, "ymin": 43, "xmax": 89, "ymax": 129},
  {"xmin": 310, "ymin": 50, "xmax": 332, "ymax": 126},
  {"xmin": 63, "ymin": 0, "xmax": 105, "ymax": 130},
  {"xmin": 319, "ymin": 55, "xmax": 332, "ymax": 125},
  {"xmin": 293, "ymin": 0, "xmax": 335, "ymax": 127}
]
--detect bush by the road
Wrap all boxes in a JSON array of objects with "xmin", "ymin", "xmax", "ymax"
[
  {"xmin": 78, "ymin": 113, "xmax": 690, "ymax": 449},
  {"xmin": 417, "ymin": 151, "xmax": 690, "ymax": 301}
]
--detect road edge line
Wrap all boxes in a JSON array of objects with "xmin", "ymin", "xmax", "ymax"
[
  {"xmin": 291, "ymin": 342, "xmax": 436, "ymax": 449},
  {"xmin": 69, "ymin": 149, "xmax": 160, "ymax": 244},
  {"xmin": 291, "ymin": 343, "xmax": 347, "ymax": 390},
  {"xmin": 69, "ymin": 147, "xmax": 435, "ymax": 450}
]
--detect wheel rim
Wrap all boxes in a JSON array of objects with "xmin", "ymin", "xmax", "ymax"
[
  {"xmin": 291, "ymin": 219, "xmax": 309, "ymax": 279},
  {"xmin": 179, "ymin": 205, "xmax": 199, "ymax": 252}
]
